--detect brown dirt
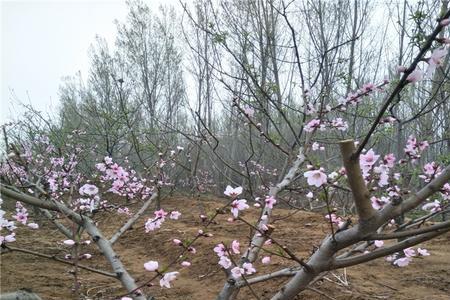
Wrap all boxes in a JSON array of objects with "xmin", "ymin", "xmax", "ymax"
[{"xmin": 1, "ymin": 195, "xmax": 449, "ymax": 300}]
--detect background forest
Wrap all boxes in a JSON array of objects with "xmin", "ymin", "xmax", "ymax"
[{"xmin": 4, "ymin": 0, "xmax": 449, "ymax": 199}]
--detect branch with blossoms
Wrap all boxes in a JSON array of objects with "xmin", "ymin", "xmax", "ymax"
[
  {"xmin": 216, "ymin": 147, "xmax": 306, "ymax": 299},
  {"xmin": 353, "ymin": 10, "xmax": 450, "ymax": 159},
  {"xmin": 3, "ymin": 244, "xmax": 116, "ymax": 278},
  {"xmin": 268, "ymin": 159, "xmax": 450, "ymax": 300},
  {"xmin": 0, "ymin": 186, "xmax": 148, "ymax": 300},
  {"xmin": 117, "ymin": 193, "xmax": 242, "ymax": 298},
  {"xmin": 0, "ymin": 129, "xmax": 191, "ymax": 298}
]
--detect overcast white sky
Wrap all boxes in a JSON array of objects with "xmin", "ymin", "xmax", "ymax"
[{"xmin": 1, "ymin": 0, "xmax": 132, "ymax": 124}]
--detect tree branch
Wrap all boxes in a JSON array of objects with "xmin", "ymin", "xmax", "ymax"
[
  {"xmin": 332, "ymin": 227, "xmax": 450, "ymax": 269},
  {"xmin": 339, "ymin": 139, "xmax": 376, "ymax": 222},
  {"xmin": 3, "ymin": 245, "xmax": 116, "ymax": 278},
  {"xmin": 110, "ymin": 191, "xmax": 158, "ymax": 244}
]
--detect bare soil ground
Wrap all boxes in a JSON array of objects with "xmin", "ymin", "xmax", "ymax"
[{"xmin": 1, "ymin": 195, "xmax": 449, "ymax": 300}]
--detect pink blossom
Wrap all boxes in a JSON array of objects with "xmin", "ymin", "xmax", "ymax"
[
  {"xmin": 173, "ymin": 239, "xmax": 182, "ymax": 245},
  {"xmin": 385, "ymin": 255, "xmax": 396, "ymax": 262},
  {"xmin": 440, "ymin": 18, "xmax": 450, "ymax": 26},
  {"xmin": 306, "ymin": 192, "xmax": 313, "ymax": 198},
  {"xmin": 304, "ymin": 119, "xmax": 321, "ymax": 132},
  {"xmin": 231, "ymin": 267, "xmax": 245, "ymax": 278},
  {"xmin": 374, "ymin": 240, "xmax": 384, "ymax": 248},
  {"xmin": 360, "ymin": 149, "xmax": 380, "ymax": 175},
  {"xmin": 443, "ymin": 183, "xmax": 450, "ymax": 200},
  {"xmin": 304, "ymin": 169, "xmax": 327, "ymax": 187},
  {"xmin": 244, "ymin": 106, "xmax": 255, "ymax": 117},
  {"xmin": 154, "ymin": 209, "xmax": 168, "ymax": 219},
  {"xmin": 0, "ymin": 233, "xmax": 16, "ymax": 244},
  {"xmin": 80, "ymin": 253, "xmax": 92, "ymax": 259},
  {"xmin": 378, "ymin": 172, "xmax": 389, "ymax": 187},
  {"xmin": 417, "ymin": 248, "xmax": 430, "ymax": 256},
  {"xmin": 394, "ymin": 257, "xmax": 411, "ymax": 267},
  {"xmin": 311, "ymin": 142, "xmax": 320, "ymax": 151},
  {"xmin": 243, "ymin": 262, "xmax": 256, "ymax": 275},
  {"xmin": 345, "ymin": 92, "xmax": 360, "ymax": 105},
  {"xmin": 218, "ymin": 256, "xmax": 232, "ymax": 269},
  {"xmin": 325, "ymin": 213, "xmax": 344, "ymax": 228},
  {"xmin": 6, "ymin": 233, "xmax": 16, "ymax": 242},
  {"xmin": 121, "ymin": 297, "xmax": 133, "ymax": 300},
  {"xmin": 47, "ymin": 177, "xmax": 58, "ymax": 192},
  {"xmin": 384, "ymin": 153, "xmax": 396, "ymax": 168},
  {"xmin": 144, "ymin": 261, "xmax": 159, "ymax": 271},
  {"xmin": 331, "ymin": 118, "xmax": 348, "ymax": 131},
  {"xmin": 361, "ymin": 83, "xmax": 375, "ymax": 93},
  {"xmin": 27, "ymin": 223, "xmax": 39, "ymax": 229},
  {"xmin": 224, "ymin": 185, "xmax": 243, "ymax": 197},
  {"xmin": 145, "ymin": 218, "xmax": 163, "ymax": 232},
  {"xmin": 404, "ymin": 136, "xmax": 418, "ymax": 157},
  {"xmin": 214, "ymin": 243, "xmax": 227, "ymax": 257},
  {"xmin": 261, "ymin": 256, "xmax": 271, "ymax": 264},
  {"xmin": 305, "ymin": 103, "xmax": 316, "ymax": 115},
  {"xmin": 169, "ymin": 211, "xmax": 181, "ymax": 220},
  {"xmin": 403, "ymin": 248, "xmax": 416, "ymax": 257},
  {"xmin": 371, "ymin": 196, "xmax": 390, "ymax": 210},
  {"xmin": 406, "ymin": 68, "xmax": 423, "ymax": 83},
  {"xmin": 230, "ymin": 199, "xmax": 249, "ymax": 217},
  {"xmin": 265, "ymin": 196, "xmax": 276, "ymax": 209},
  {"xmin": 178, "ymin": 261, "xmax": 190, "ymax": 268},
  {"xmin": 231, "ymin": 240, "xmax": 240, "ymax": 254},
  {"xmin": 79, "ymin": 184, "xmax": 99, "ymax": 196},
  {"xmin": 423, "ymin": 162, "xmax": 438, "ymax": 176},
  {"xmin": 117, "ymin": 207, "xmax": 131, "ymax": 215},
  {"xmin": 63, "ymin": 239, "xmax": 75, "ymax": 246},
  {"xmin": 159, "ymin": 271, "xmax": 179, "ymax": 288},
  {"xmin": 96, "ymin": 162, "xmax": 106, "ymax": 172},
  {"xmin": 104, "ymin": 156, "xmax": 113, "ymax": 164},
  {"xmin": 374, "ymin": 165, "xmax": 390, "ymax": 187},
  {"xmin": 426, "ymin": 48, "xmax": 448, "ymax": 76},
  {"xmin": 14, "ymin": 212, "xmax": 28, "ymax": 225},
  {"xmin": 422, "ymin": 200, "xmax": 441, "ymax": 213}
]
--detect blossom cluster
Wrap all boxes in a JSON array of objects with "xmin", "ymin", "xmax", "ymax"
[
  {"xmin": 214, "ymin": 241, "xmax": 257, "ymax": 279},
  {"xmin": 61, "ymin": 239, "xmax": 93, "ymax": 261},
  {"xmin": 144, "ymin": 209, "xmax": 181, "ymax": 232},
  {"xmin": 142, "ymin": 260, "xmax": 180, "ymax": 288},
  {"xmin": 304, "ymin": 118, "xmax": 349, "ymax": 133},
  {"xmin": 387, "ymin": 247, "xmax": 430, "ymax": 267},
  {"xmin": 96, "ymin": 157, "xmax": 153, "ymax": 200},
  {"xmin": 0, "ymin": 200, "xmax": 38, "ymax": 245}
]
